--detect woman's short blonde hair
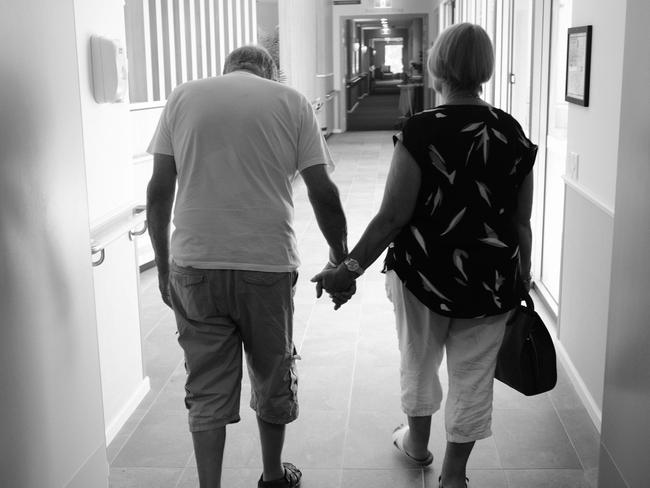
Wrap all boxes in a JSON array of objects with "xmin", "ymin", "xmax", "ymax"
[{"xmin": 428, "ymin": 23, "xmax": 494, "ymax": 94}]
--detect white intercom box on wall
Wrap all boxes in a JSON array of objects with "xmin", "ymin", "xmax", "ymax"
[{"xmin": 90, "ymin": 35, "xmax": 128, "ymax": 103}]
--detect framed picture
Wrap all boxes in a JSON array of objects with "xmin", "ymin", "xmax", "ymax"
[{"xmin": 565, "ymin": 25, "xmax": 592, "ymax": 106}]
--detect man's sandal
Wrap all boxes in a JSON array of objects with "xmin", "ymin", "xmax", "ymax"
[
  {"xmin": 392, "ymin": 424, "xmax": 434, "ymax": 467},
  {"xmin": 258, "ymin": 462, "xmax": 302, "ymax": 488}
]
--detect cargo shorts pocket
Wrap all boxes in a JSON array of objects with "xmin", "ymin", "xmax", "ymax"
[
  {"xmin": 170, "ymin": 272, "xmax": 214, "ymax": 323},
  {"xmin": 241, "ymin": 271, "xmax": 287, "ymax": 286}
]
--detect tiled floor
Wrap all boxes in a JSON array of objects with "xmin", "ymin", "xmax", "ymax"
[{"xmin": 108, "ymin": 132, "xmax": 600, "ymax": 488}]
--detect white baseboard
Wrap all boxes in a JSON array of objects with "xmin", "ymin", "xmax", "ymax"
[
  {"xmin": 531, "ymin": 289, "xmax": 602, "ymax": 432},
  {"xmin": 554, "ymin": 340, "xmax": 603, "ymax": 432},
  {"xmin": 105, "ymin": 376, "xmax": 150, "ymax": 445}
]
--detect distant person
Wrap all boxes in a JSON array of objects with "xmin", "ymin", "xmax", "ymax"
[
  {"xmin": 312, "ymin": 23, "xmax": 537, "ymax": 488},
  {"xmin": 147, "ymin": 45, "xmax": 350, "ymax": 488}
]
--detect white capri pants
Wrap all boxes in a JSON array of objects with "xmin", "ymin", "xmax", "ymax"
[{"xmin": 385, "ymin": 270, "xmax": 509, "ymax": 443}]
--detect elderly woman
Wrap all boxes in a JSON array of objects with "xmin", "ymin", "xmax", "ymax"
[{"xmin": 313, "ymin": 23, "xmax": 537, "ymax": 488}]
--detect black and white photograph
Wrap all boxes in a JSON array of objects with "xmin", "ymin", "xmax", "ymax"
[{"xmin": 1, "ymin": 1, "xmax": 648, "ymax": 487}]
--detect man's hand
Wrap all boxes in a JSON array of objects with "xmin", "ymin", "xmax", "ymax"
[
  {"xmin": 158, "ymin": 270, "xmax": 172, "ymax": 308},
  {"xmin": 329, "ymin": 282, "xmax": 356, "ymax": 310},
  {"xmin": 314, "ymin": 261, "xmax": 337, "ymax": 299},
  {"xmin": 311, "ymin": 264, "xmax": 358, "ymax": 309}
]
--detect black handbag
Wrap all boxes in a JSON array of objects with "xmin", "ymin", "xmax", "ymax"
[{"xmin": 495, "ymin": 293, "xmax": 557, "ymax": 396}]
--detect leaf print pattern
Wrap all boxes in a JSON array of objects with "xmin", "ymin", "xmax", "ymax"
[
  {"xmin": 482, "ymin": 281, "xmax": 503, "ymax": 309},
  {"xmin": 428, "ymin": 144, "xmax": 456, "ymax": 184},
  {"xmin": 440, "ymin": 207, "xmax": 467, "ymax": 236},
  {"xmin": 410, "ymin": 226, "xmax": 428, "ymax": 256},
  {"xmin": 495, "ymin": 270, "xmax": 505, "ymax": 291},
  {"xmin": 431, "ymin": 187, "xmax": 443, "ymax": 214},
  {"xmin": 453, "ymin": 249, "xmax": 469, "ymax": 281},
  {"xmin": 476, "ymin": 181, "xmax": 492, "ymax": 206},
  {"xmin": 476, "ymin": 126, "xmax": 490, "ymax": 164},
  {"xmin": 480, "ymin": 237, "xmax": 509, "ymax": 248},
  {"xmin": 465, "ymin": 139, "xmax": 476, "ymax": 167},
  {"xmin": 418, "ymin": 271, "xmax": 451, "ymax": 301},
  {"xmin": 510, "ymin": 157, "xmax": 522, "ymax": 175},
  {"xmin": 491, "ymin": 128, "xmax": 508, "ymax": 144},
  {"xmin": 384, "ymin": 105, "xmax": 538, "ymax": 318},
  {"xmin": 511, "ymin": 245, "xmax": 520, "ymax": 259},
  {"xmin": 461, "ymin": 122, "xmax": 483, "ymax": 132},
  {"xmin": 483, "ymin": 223, "xmax": 498, "ymax": 239}
]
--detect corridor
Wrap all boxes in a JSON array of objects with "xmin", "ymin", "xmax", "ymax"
[{"xmin": 107, "ymin": 132, "xmax": 599, "ymax": 488}]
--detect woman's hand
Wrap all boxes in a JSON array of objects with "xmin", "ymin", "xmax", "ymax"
[
  {"xmin": 311, "ymin": 265, "xmax": 358, "ymax": 309},
  {"xmin": 312, "ymin": 266, "xmax": 356, "ymax": 294}
]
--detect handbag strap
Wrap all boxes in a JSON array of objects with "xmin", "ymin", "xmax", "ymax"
[{"xmin": 522, "ymin": 292, "xmax": 534, "ymax": 310}]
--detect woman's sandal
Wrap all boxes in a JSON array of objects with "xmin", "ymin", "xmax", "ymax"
[
  {"xmin": 438, "ymin": 475, "xmax": 470, "ymax": 487},
  {"xmin": 391, "ymin": 424, "xmax": 434, "ymax": 467}
]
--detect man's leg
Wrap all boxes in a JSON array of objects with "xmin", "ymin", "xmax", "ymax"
[
  {"xmin": 193, "ymin": 427, "xmax": 227, "ymax": 488},
  {"xmin": 257, "ymin": 416, "xmax": 286, "ymax": 481},
  {"xmin": 169, "ymin": 266, "xmax": 242, "ymax": 488},
  {"xmin": 236, "ymin": 270, "xmax": 300, "ymax": 485}
]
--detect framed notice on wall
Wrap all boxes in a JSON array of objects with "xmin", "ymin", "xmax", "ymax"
[{"xmin": 565, "ymin": 25, "xmax": 592, "ymax": 106}]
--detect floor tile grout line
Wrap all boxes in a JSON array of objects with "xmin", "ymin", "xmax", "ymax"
[
  {"xmin": 109, "ymin": 356, "xmax": 186, "ymax": 468},
  {"xmin": 548, "ymin": 387, "xmax": 589, "ymax": 473},
  {"xmin": 337, "ymin": 157, "xmax": 367, "ymax": 488},
  {"xmin": 142, "ymin": 308, "xmax": 172, "ymax": 342},
  {"xmin": 172, "ymin": 451, "xmax": 197, "ymax": 488}
]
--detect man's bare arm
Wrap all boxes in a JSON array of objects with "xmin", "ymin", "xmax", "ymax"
[
  {"xmin": 146, "ymin": 153, "xmax": 177, "ymax": 306},
  {"xmin": 301, "ymin": 164, "xmax": 349, "ymax": 266}
]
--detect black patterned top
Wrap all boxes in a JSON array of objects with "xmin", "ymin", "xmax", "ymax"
[{"xmin": 384, "ymin": 105, "xmax": 538, "ymax": 318}]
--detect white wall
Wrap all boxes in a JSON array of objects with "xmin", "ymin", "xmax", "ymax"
[
  {"xmin": 0, "ymin": 0, "xmax": 108, "ymax": 486},
  {"xmin": 557, "ymin": 0, "xmax": 627, "ymax": 425},
  {"xmin": 73, "ymin": 0, "xmax": 149, "ymax": 444},
  {"xmin": 598, "ymin": 1, "xmax": 650, "ymax": 485},
  {"xmin": 279, "ymin": 0, "xmax": 320, "ymax": 101}
]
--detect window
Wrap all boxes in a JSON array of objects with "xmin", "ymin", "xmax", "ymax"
[
  {"xmin": 384, "ymin": 44, "xmax": 404, "ymax": 73},
  {"xmin": 124, "ymin": 0, "xmax": 257, "ymax": 104}
]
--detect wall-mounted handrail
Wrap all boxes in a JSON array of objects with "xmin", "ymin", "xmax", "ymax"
[{"xmin": 90, "ymin": 204, "xmax": 147, "ymax": 267}]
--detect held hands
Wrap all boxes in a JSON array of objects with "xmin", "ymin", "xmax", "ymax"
[{"xmin": 311, "ymin": 261, "xmax": 358, "ymax": 310}]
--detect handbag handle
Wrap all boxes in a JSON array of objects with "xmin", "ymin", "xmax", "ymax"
[
  {"xmin": 521, "ymin": 293, "xmax": 535, "ymax": 310},
  {"xmin": 516, "ymin": 273, "xmax": 534, "ymax": 310}
]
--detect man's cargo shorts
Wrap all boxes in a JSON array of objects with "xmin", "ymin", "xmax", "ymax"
[{"xmin": 169, "ymin": 262, "xmax": 300, "ymax": 432}]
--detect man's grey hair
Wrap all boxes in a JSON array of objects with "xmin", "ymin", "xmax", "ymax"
[{"xmin": 222, "ymin": 45, "xmax": 278, "ymax": 81}]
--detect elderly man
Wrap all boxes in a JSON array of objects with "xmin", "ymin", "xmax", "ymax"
[{"xmin": 146, "ymin": 45, "xmax": 349, "ymax": 488}]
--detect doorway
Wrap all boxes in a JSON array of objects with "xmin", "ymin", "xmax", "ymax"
[{"xmin": 343, "ymin": 14, "xmax": 427, "ymax": 131}]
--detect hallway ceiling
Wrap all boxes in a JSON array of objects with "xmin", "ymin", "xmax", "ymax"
[{"xmin": 354, "ymin": 13, "xmax": 422, "ymax": 30}]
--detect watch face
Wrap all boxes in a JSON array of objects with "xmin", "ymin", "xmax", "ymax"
[{"xmin": 345, "ymin": 258, "xmax": 361, "ymax": 272}]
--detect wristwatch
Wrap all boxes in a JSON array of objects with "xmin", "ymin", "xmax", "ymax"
[{"xmin": 343, "ymin": 257, "xmax": 364, "ymax": 276}]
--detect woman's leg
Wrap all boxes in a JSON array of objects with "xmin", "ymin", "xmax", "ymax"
[
  {"xmin": 440, "ymin": 312, "xmax": 508, "ymax": 487},
  {"xmin": 386, "ymin": 271, "xmax": 448, "ymax": 458},
  {"xmin": 440, "ymin": 441, "xmax": 474, "ymax": 487},
  {"xmin": 404, "ymin": 415, "xmax": 432, "ymax": 458}
]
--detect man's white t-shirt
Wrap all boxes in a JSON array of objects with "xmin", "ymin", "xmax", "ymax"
[{"xmin": 147, "ymin": 71, "xmax": 333, "ymax": 271}]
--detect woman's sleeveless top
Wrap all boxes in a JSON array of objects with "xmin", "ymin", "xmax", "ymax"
[{"xmin": 384, "ymin": 105, "xmax": 538, "ymax": 318}]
